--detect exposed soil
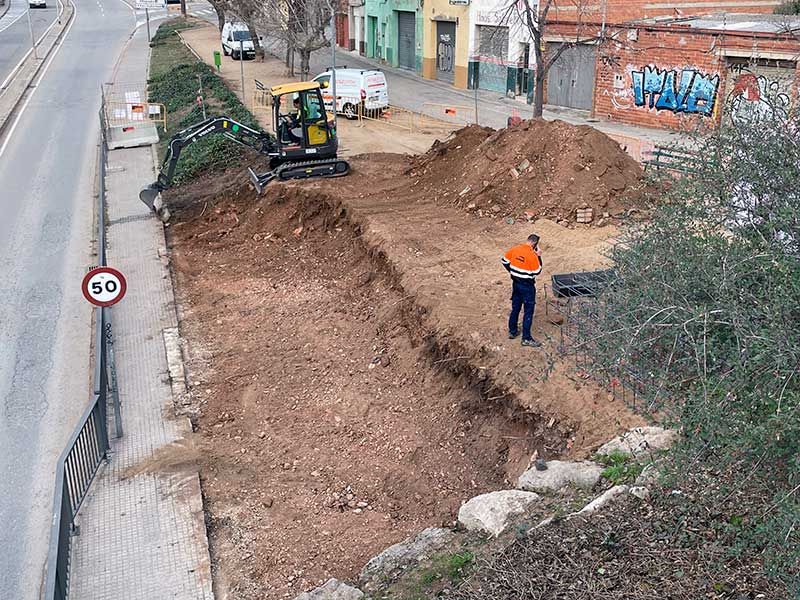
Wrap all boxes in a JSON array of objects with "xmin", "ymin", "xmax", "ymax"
[
  {"xmin": 166, "ymin": 121, "xmax": 648, "ymax": 598},
  {"xmin": 169, "ymin": 190, "xmax": 569, "ymax": 598},
  {"xmin": 409, "ymin": 120, "xmax": 646, "ymax": 223}
]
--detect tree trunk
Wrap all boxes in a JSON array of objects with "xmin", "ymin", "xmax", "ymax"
[
  {"xmin": 246, "ymin": 21, "xmax": 264, "ymax": 60},
  {"xmin": 216, "ymin": 9, "xmax": 225, "ymax": 33},
  {"xmin": 300, "ymin": 49, "xmax": 311, "ymax": 80},
  {"xmin": 533, "ymin": 70, "xmax": 545, "ymax": 118}
]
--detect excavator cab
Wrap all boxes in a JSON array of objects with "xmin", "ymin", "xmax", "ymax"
[{"xmin": 271, "ymin": 82, "xmax": 338, "ymax": 161}]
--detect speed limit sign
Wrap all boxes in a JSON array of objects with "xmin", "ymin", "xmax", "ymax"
[{"xmin": 82, "ymin": 266, "xmax": 127, "ymax": 307}]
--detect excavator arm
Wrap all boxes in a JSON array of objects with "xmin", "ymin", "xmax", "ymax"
[{"xmin": 139, "ymin": 116, "xmax": 274, "ymax": 211}]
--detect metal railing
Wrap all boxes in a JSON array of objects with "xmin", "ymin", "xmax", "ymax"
[{"xmin": 43, "ymin": 121, "xmax": 118, "ymax": 600}]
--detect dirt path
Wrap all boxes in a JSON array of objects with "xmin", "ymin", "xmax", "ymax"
[{"xmin": 179, "ymin": 22, "xmax": 447, "ymax": 156}]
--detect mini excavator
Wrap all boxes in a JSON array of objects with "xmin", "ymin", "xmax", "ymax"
[{"xmin": 139, "ymin": 81, "xmax": 350, "ymax": 212}]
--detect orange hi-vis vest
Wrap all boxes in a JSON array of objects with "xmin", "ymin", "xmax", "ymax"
[{"xmin": 502, "ymin": 243, "xmax": 542, "ymax": 284}]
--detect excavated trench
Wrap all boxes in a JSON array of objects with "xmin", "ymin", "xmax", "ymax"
[{"xmin": 166, "ymin": 178, "xmax": 574, "ymax": 598}]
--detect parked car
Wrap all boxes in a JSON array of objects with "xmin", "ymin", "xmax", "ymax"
[
  {"xmin": 221, "ymin": 22, "xmax": 256, "ymax": 60},
  {"xmin": 28, "ymin": 0, "xmax": 47, "ymax": 8},
  {"xmin": 311, "ymin": 68, "xmax": 389, "ymax": 119}
]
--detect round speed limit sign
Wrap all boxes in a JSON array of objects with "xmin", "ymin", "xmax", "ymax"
[{"xmin": 82, "ymin": 266, "xmax": 127, "ymax": 307}]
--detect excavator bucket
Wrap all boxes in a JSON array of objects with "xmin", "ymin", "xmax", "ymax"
[{"xmin": 139, "ymin": 184, "xmax": 160, "ymax": 212}]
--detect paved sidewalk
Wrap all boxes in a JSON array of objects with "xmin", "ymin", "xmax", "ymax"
[{"xmin": 68, "ymin": 24, "xmax": 213, "ymax": 600}]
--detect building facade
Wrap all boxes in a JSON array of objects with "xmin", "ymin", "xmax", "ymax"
[
  {"xmin": 421, "ymin": 0, "xmax": 470, "ymax": 88},
  {"xmin": 539, "ymin": 0, "xmax": 793, "ymax": 129},
  {"xmin": 591, "ymin": 16, "xmax": 800, "ymax": 130},
  {"xmin": 361, "ymin": 0, "xmax": 423, "ymax": 71},
  {"xmin": 347, "ymin": 0, "xmax": 366, "ymax": 54},
  {"xmin": 467, "ymin": 0, "xmax": 534, "ymax": 98},
  {"xmin": 548, "ymin": 0, "xmax": 782, "ymax": 23}
]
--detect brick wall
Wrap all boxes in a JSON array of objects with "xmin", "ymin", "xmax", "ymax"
[
  {"xmin": 548, "ymin": 0, "xmax": 782, "ymax": 24},
  {"xmin": 589, "ymin": 25, "xmax": 800, "ymax": 130}
]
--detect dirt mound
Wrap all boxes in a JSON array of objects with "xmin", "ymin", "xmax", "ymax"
[{"xmin": 409, "ymin": 119, "xmax": 645, "ymax": 223}]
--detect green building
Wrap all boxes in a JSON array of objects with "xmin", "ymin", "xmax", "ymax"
[{"xmin": 363, "ymin": 0, "xmax": 422, "ymax": 73}]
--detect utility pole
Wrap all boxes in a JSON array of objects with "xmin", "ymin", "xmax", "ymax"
[
  {"xmin": 330, "ymin": 1, "xmax": 338, "ymax": 129},
  {"xmin": 240, "ymin": 39, "xmax": 246, "ymax": 101},
  {"xmin": 145, "ymin": 7, "xmax": 151, "ymax": 42},
  {"xmin": 26, "ymin": 8, "xmax": 38, "ymax": 59}
]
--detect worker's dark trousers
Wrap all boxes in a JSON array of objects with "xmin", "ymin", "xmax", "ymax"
[{"xmin": 508, "ymin": 280, "xmax": 536, "ymax": 341}]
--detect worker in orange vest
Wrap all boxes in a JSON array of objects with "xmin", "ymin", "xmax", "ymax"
[{"xmin": 501, "ymin": 234, "xmax": 543, "ymax": 347}]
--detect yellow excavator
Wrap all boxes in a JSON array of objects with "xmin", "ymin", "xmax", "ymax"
[{"xmin": 139, "ymin": 81, "xmax": 350, "ymax": 211}]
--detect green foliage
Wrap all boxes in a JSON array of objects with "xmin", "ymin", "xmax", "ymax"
[
  {"xmin": 581, "ymin": 109, "xmax": 800, "ymax": 590},
  {"xmin": 774, "ymin": 0, "xmax": 800, "ymax": 14},
  {"xmin": 596, "ymin": 451, "xmax": 643, "ymax": 485},
  {"xmin": 147, "ymin": 19, "xmax": 266, "ymax": 185},
  {"xmin": 419, "ymin": 551, "xmax": 474, "ymax": 588}
]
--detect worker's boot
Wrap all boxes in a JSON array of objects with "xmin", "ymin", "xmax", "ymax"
[{"xmin": 521, "ymin": 338, "xmax": 542, "ymax": 348}]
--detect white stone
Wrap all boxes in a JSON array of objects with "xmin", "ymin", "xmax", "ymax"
[
  {"xmin": 629, "ymin": 486, "xmax": 650, "ymax": 500},
  {"xmin": 597, "ymin": 426, "xmax": 677, "ymax": 459},
  {"xmin": 359, "ymin": 528, "xmax": 455, "ymax": 590},
  {"xmin": 517, "ymin": 460, "xmax": 604, "ymax": 493},
  {"xmin": 293, "ymin": 578, "xmax": 364, "ymax": 600},
  {"xmin": 577, "ymin": 485, "xmax": 629, "ymax": 514},
  {"xmin": 457, "ymin": 490, "xmax": 540, "ymax": 537}
]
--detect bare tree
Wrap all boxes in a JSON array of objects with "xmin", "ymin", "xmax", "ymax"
[
  {"xmin": 502, "ymin": 0, "xmax": 604, "ymax": 117},
  {"xmin": 254, "ymin": 0, "xmax": 333, "ymax": 78},
  {"xmin": 207, "ymin": 0, "xmax": 229, "ymax": 32}
]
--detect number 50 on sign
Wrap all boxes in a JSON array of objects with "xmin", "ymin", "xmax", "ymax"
[{"xmin": 82, "ymin": 266, "xmax": 128, "ymax": 307}]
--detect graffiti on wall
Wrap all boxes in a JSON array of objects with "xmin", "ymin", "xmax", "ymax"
[
  {"xmin": 728, "ymin": 71, "xmax": 791, "ymax": 125},
  {"xmin": 632, "ymin": 66, "xmax": 720, "ymax": 116}
]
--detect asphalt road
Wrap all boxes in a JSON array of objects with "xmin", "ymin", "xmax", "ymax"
[
  {"xmin": 0, "ymin": 0, "xmax": 136, "ymax": 597},
  {"xmin": 0, "ymin": 0, "xmax": 60, "ymax": 88}
]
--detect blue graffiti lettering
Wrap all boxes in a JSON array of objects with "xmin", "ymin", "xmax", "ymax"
[{"xmin": 632, "ymin": 66, "xmax": 719, "ymax": 116}]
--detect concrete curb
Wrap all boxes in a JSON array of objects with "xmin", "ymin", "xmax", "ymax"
[{"xmin": 0, "ymin": 0, "xmax": 74, "ymax": 139}]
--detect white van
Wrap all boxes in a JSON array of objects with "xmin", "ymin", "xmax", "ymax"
[
  {"xmin": 311, "ymin": 68, "xmax": 389, "ymax": 119},
  {"xmin": 221, "ymin": 22, "xmax": 255, "ymax": 60}
]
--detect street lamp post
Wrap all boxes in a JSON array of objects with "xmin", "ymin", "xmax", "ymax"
[{"xmin": 330, "ymin": 2, "xmax": 337, "ymax": 130}]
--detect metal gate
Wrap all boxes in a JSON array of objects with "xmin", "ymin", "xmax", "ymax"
[
  {"xmin": 725, "ymin": 57, "xmax": 796, "ymax": 125},
  {"xmin": 436, "ymin": 21, "xmax": 456, "ymax": 83},
  {"xmin": 397, "ymin": 11, "xmax": 415, "ymax": 70},
  {"xmin": 546, "ymin": 43, "xmax": 596, "ymax": 110}
]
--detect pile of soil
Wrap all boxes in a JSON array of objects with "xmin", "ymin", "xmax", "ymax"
[{"xmin": 408, "ymin": 119, "xmax": 645, "ymax": 223}]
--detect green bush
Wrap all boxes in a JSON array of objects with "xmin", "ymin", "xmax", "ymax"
[
  {"xmin": 774, "ymin": 0, "xmax": 800, "ymax": 13},
  {"xmin": 596, "ymin": 451, "xmax": 643, "ymax": 485},
  {"xmin": 147, "ymin": 19, "xmax": 267, "ymax": 186},
  {"xmin": 581, "ymin": 108, "xmax": 800, "ymax": 591}
]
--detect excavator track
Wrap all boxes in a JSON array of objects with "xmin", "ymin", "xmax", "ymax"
[{"xmin": 250, "ymin": 158, "xmax": 350, "ymax": 194}]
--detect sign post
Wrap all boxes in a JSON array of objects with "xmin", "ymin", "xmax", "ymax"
[
  {"xmin": 135, "ymin": 0, "xmax": 165, "ymax": 42},
  {"xmin": 240, "ymin": 40, "xmax": 245, "ymax": 97},
  {"xmin": 82, "ymin": 267, "xmax": 128, "ymax": 308}
]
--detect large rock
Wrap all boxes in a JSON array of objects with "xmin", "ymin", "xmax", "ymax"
[
  {"xmin": 359, "ymin": 527, "xmax": 455, "ymax": 590},
  {"xmin": 293, "ymin": 579, "xmax": 363, "ymax": 600},
  {"xmin": 596, "ymin": 426, "xmax": 677, "ymax": 459},
  {"xmin": 517, "ymin": 460, "xmax": 603, "ymax": 493},
  {"xmin": 577, "ymin": 485, "xmax": 629, "ymax": 514},
  {"xmin": 457, "ymin": 490, "xmax": 540, "ymax": 537}
]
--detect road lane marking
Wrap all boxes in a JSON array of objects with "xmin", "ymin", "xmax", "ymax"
[
  {"xmin": 0, "ymin": 0, "xmax": 64, "ymax": 94},
  {"xmin": 0, "ymin": 1, "xmax": 29, "ymax": 34},
  {"xmin": 0, "ymin": 0, "xmax": 76, "ymax": 160}
]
